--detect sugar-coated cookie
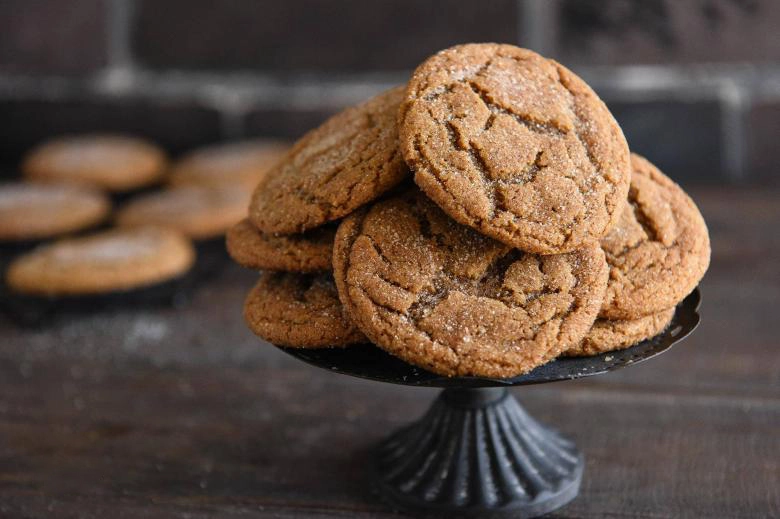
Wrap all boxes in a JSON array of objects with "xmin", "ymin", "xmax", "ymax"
[
  {"xmin": 169, "ymin": 140, "xmax": 290, "ymax": 191},
  {"xmin": 333, "ymin": 191, "xmax": 608, "ymax": 378},
  {"xmin": 6, "ymin": 227, "xmax": 194, "ymax": 295},
  {"xmin": 243, "ymin": 272, "xmax": 366, "ymax": 348},
  {"xmin": 565, "ymin": 307, "xmax": 675, "ymax": 357},
  {"xmin": 249, "ymin": 87, "xmax": 409, "ymax": 234},
  {"xmin": 22, "ymin": 134, "xmax": 167, "ymax": 192},
  {"xmin": 226, "ymin": 219, "xmax": 334, "ymax": 272},
  {"xmin": 599, "ymin": 154, "xmax": 710, "ymax": 319},
  {"xmin": 400, "ymin": 43, "xmax": 630, "ymax": 254},
  {"xmin": 0, "ymin": 182, "xmax": 109, "ymax": 241},
  {"xmin": 116, "ymin": 186, "xmax": 247, "ymax": 239}
]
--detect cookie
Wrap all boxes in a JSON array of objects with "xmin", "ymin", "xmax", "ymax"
[
  {"xmin": 248, "ymin": 86, "xmax": 409, "ymax": 234},
  {"xmin": 227, "ymin": 218, "xmax": 334, "ymax": 272},
  {"xmin": 116, "ymin": 186, "xmax": 248, "ymax": 239},
  {"xmin": 6, "ymin": 227, "xmax": 195, "ymax": 296},
  {"xmin": 0, "ymin": 183, "xmax": 110, "ymax": 241},
  {"xmin": 600, "ymin": 154, "xmax": 710, "ymax": 319},
  {"xmin": 22, "ymin": 134, "xmax": 167, "ymax": 192},
  {"xmin": 333, "ymin": 191, "xmax": 608, "ymax": 378},
  {"xmin": 243, "ymin": 272, "xmax": 366, "ymax": 348},
  {"xmin": 169, "ymin": 140, "xmax": 290, "ymax": 191},
  {"xmin": 565, "ymin": 307, "xmax": 675, "ymax": 357},
  {"xmin": 399, "ymin": 43, "xmax": 631, "ymax": 254}
]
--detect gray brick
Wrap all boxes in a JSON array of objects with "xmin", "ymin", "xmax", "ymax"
[
  {"xmin": 0, "ymin": 0, "xmax": 108, "ymax": 75},
  {"xmin": 0, "ymin": 97, "xmax": 221, "ymax": 170},
  {"xmin": 747, "ymin": 100, "xmax": 780, "ymax": 185},
  {"xmin": 132, "ymin": 0, "xmax": 519, "ymax": 72},
  {"xmin": 243, "ymin": 107, "xmax": 340, "ymax": 140},
  {"xmin": 605, "ymin": 98, "xmax": 726, "ymax": 184},
  {"xmin": 546, "ymin": 0, "xmax": 780, "ymax": 65}
]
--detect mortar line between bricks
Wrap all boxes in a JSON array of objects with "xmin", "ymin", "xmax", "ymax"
[
  {"xmin": 1, "ymin": 65, "xmax": 779, "ymax": 111},
  {"xmin": 106, "ymin": 0, "xmax": 136, "ymax": 70},
  {"xmin": 518, "ymin": 0, "xmax": 556, "ymax": 54},
  {"xmin": 720, "ymin": 81, "xmax": 749, "ymax": 182}
]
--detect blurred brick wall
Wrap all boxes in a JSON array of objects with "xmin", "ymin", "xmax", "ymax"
[{"xmin": 0, "ymin": 0, "xmax": 778, "ymax": 185}]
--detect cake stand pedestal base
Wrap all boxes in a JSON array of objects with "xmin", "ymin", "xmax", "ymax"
[{"xmin": 376, "ymin": 387, "xmax": 583, "ymax": 518}]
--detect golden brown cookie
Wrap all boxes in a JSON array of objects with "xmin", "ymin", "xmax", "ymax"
[
  {"xmin": 248, "ymin": 86, "xmax": 409, "ymax": 234},
  {"xmin": 600, "ymin": 154, "xmax": 710, "ymax": 320},
  {"xmin": 565, "ymin": 307, "xmax": 675, "ymax": 357},
  {"xmin": 6, "ymin": 227, "xmax": 195, "ymax": 296},
  {"xmin": 243, "ymin": 272, "xmax": 366, "ymax": 348},
  {"xmin": 0, "ymin": 182, "xmax": 110, "ymax": 241},
  {"xmin": 22, "ymin": 134, "xmax": 167, "ymax": 192},
  {"xmin": 226, "ymin": 218, "xmax": 334, "ymax": 272},
  {"xmin": 333, "ymin": 191, "xmax": 608, "ymax": 378},
  {"xmin": 399, "ymin": 43, "xmax": 631, "ymax": 254},
  {"xmin": 116, "ymin": 186, "xmax": 247, "ymax": 239},
  {"xmin": 169, "ymin": 140, "xmax": 290, "ymax": 191}
]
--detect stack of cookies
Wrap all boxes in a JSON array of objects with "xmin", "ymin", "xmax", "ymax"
[{"xmin": 230, "ymin": 43, "xmax": 710, "ymax": 379}]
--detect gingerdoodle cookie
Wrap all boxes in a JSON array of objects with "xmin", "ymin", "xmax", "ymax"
[
  {"xmin": 333, "ymin": 191, "xmax": 608, "ymax": 378},
  {"xmin": 227, "ymin": 219, "xmax": 334, "ymax": 272},
  {"xmin": 0, "ymin": 183, "xmax": 110, "ymax": 241},
  {"xmin": 6, "ymin": 227, "xmax": 195, "ymax": 296},
  {"xmin": 169, "ymin": 140, "xmax": 290, "ymax": 191},
  {"xmin": 565, "ymin": 307, "xmax": 675, "ymax": 357},
  {"xmin": 22, "ymin": 134, "xmax": 167, "ymax": 192},
  {"xmin": 399, "ymin": 43, "xmax": 631, "ymax": 254},
  {"xmin": 116, "ymin": 186, "xmax": 248, "ymax": 239},
  {"xmin": 244, "ymin": 272, "xmax": 366, "ymax": 348},
  {"xmin": 249, "ymin": 86, "xmax": 409, "ymax": 234},
  {"xmin": 600, "ymin": 154, "xmax": 710, "ymax": 320}
]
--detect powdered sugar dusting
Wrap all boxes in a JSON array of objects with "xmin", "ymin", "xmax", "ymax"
[
  {"xmin": 52, "ymin": 231, "xmax": 162, "ymax": 263},
  {"xmin": 124, "ymin": 186, "xmax": 248, "ymax": 215},
  {"xmin": 0, "ymin": 183, "xmax": 96, "ymax": 209},
  {"xmin": 39, "ymin": 136, "xmax": 154, "ymax": 172}
]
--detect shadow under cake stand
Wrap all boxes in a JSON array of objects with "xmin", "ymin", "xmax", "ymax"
[{"xmin": 273, "ymin": 289, "xmax": 701, "ymax": 518}]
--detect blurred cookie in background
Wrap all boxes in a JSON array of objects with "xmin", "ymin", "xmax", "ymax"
[
  {"xmin": 0, "ymin": 182, "xmax": 110, "ymax": 242},
  {"xmin": 115, "ymin": 186, "xmax": 247, "ymax": 240},
  {"xmin": 22, "ymin": 134, "xmax": 167, "ymax": 192},
  {"xmin": 5, "ymin": 227, "xmax": 194, "ymax": 296},
  {"xmin": 168, "ymin": 140, "xmax": 290, "ymax": 191}
]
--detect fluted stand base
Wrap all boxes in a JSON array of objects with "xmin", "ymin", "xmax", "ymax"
[{"xmin": 376, "ymin": 387, "xmax": 583, "ymax": 518}]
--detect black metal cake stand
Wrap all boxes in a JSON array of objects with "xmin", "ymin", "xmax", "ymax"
[{"xmin": 274, "ymin": 289, "xmax": 701, "ymax": 518}]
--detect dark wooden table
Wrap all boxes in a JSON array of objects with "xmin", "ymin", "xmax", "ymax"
[{"xmin": 1, "ymin": 187, "xmax": 778, "ymax": 518}]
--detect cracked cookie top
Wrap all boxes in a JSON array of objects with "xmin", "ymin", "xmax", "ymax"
[
  {"xmin": 399, "ymin": 43, "xmax": 631, "ymax": 254},
  {"xmin": 599, "ymin": 154, "xmax": 710, "ymax": 319},
  {"xmin": 333, "ymin": 190, "xmax": 608, "ymax": 378},
  {"xmin": 249, "ymin": 86, "xmax": 410, "ymax": 235},
  {"xmin": 243, "ymin": 272, "xmax": 366, "ymax": 348},
  {"xmin": 227, "ymin": 218, "xmax": 334, "ymax": 273}
]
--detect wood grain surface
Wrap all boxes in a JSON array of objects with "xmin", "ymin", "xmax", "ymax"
[{"xmin": 0, "ymin": 187, "xmax": 778, "ymax": 518}]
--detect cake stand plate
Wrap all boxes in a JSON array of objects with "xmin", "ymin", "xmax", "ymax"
[{"xmin": 274, "ymin": 289, "xmax": 701, "ymax": 518}]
